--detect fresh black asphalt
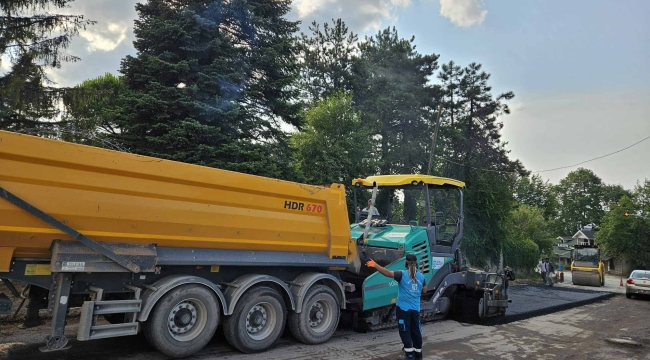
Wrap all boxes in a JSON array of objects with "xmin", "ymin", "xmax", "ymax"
[{"xmin": 484, "ymin": 284, "xmax": 615, "ymax": 325}]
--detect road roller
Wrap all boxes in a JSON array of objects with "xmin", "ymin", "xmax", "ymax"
[{"xmin": 571, "ymin": 245, "xmax": 605, "ymax": 287}]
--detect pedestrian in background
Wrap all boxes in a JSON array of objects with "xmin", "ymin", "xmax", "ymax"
[
  {"xmin": 540, "ymin": 259, "xmax": 548, "ymax": 284},
  {"xmin": 546, "ymin": 257, "xmax": 555, "ymax": 284},
  {"xmin": 366, "ymin": 254, "xmax": 426, "ymax": 359}
]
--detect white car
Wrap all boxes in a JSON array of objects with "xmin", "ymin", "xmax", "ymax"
[{"xmin": 626, "ymin": 270, "xmax": 650, "ymax": 299}]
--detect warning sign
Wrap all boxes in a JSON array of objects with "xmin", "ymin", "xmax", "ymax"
[{"xmin": 25, "ymin": 264, "xmax": 51, "ymax": 276}]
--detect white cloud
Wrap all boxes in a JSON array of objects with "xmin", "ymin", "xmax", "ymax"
[
  {"xmin": 439, "ymin": 0, "xmax": 487, "ymax": 28},
  {"xmin": 0, "ymin": 55, "xmax": 12, "ymax": 76},
  {"xmin": 80, "ymin": 22, "xmax": 128, "ymax": 52},
  {"xmin": 291, "ymin": 0, "xmax": 412, "ymax": 32},
  {"xmin": 508, "ymin": 102, "xmax": 525, "ymax": 115},
  {"xmin": 294, "ymin": 0, "xmax": 337, "ymax": 18},
  {"xmin": 391, "ymin": 0, "xmax": 412, "ymax": 6}
]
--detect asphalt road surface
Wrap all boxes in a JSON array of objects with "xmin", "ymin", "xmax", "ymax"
[
  {"xmin": 0, "ymin": 284, "xmax": 619, "ymax": 360},
  {"xmin": 501, "ymin": 284, "xmax": 614, "ymax": 321}
]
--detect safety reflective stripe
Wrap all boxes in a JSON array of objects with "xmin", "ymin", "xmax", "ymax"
[
  {"xmin": 404, "ymin": 348, "xmax": 414, "ymax": 352},
  {"xmin": 414, "ymin": 349, "xmax": 422, "ymax": 353}
]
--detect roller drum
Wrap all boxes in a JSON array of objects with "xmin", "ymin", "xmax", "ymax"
[{"xmin": 571, "ymin": 270, "xmax": 601, "ymax": 287}]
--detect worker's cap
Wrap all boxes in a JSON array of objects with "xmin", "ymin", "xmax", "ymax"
[{"xmin": 406, "ymin": 254, "xmax": 418, "ymax": 262}]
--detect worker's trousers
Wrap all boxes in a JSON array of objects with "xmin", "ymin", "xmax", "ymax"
[{"xmin": 396, "ymin": 307, "xmax": 422, "ymax": 359}]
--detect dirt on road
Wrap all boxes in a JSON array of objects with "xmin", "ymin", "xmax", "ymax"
[{"xmin": 2, "ymin": 294, "xmax": 649, "ymax": 360}]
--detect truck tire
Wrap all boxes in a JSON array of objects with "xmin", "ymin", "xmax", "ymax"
[
  {"xmin": 288, "ymin": 285, "xmax": 340, "ymax": 345},
  {"xmin": 143, "ymin": 284, "xmax": 219, "ymax": 358},
  {"xmin": 224, "ymin": 286, "xmax": 286, "ymax": 353}
]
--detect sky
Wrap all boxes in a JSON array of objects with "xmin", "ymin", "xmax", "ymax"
[{"xmin": 30, "ymin": 0, "xmax": 650, "ymax": 189}]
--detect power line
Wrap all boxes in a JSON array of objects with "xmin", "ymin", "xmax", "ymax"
[
  {"xmin": 437, "ymin": 156, "xmax": 517, "ymax": 174},
  {"xmin": 437, "ymin": 134, "xmax": 650, "ymax": 175},
  {"xmin": 531, "ymin": 134, "xmax": 650, "ymax": 173}
]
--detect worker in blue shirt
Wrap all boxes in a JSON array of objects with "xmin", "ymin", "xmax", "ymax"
[{"xmin": 367, "ymin": 253, "xmax": 427, "ymax": 359}]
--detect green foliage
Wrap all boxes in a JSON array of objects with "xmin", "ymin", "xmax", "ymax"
[
  {"xmin": 555, "ymin": 168, "xmax": 605, "ymax": 234},
  {"xmin": 434, "ymin": 62, "xmax": 524, "ymax": 180},
  {"xmin": 597, "ymin": 180, "xmax": 650, "ymax": 268},
  {"xmin": 431, "ymin": 61, "xmax": 524, "ymax": 266},
  {"xmin": 603, "ymin": 184, "xmax": 632, "ymax": 207},
  {"xmin": 437, "ymin": 61, "xmax": 464, "ymax": 128},
  {"xmin": 461, "ymin": 170, "xmax": 515, "ymax": 268},
  {"xmin": 292, "ymin": 92, "xmax": 375, "ymax": 185},
  {"xmin": 352, "ymin": 26, "xmax": 439, "ymax": 175},
  {"xmin": 291, "ymin": 92, "xmax": 376, "ymax": 221},
  {"xmin": 61, "ymin": 73, "xmax": 125, "ymax": 146},
  {"xmin": 514, "ymin": 174, "xmax": 558, "ymax": 220},
  {"xmin": 0, "ymin": 0, "xmax": 94, "ymax": 132},
  {"xmin": 111, "ymin": 0, "xmax": 301, "ymax": 179},
  {"xmin": 506, "ymin": 205, "xmax": 554, "ymax": 257},
  {"xmin": 503, "ymin": 236, "xmax": 539, "ymax": 271},
  {"xmin": 298, "ymin": 19, "xmax": 358, "ymax": 103}
]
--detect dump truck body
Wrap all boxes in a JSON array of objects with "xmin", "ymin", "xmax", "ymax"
[{"xmin": 0, "ymin": 130, "xmax": 352, "ymax": 265}]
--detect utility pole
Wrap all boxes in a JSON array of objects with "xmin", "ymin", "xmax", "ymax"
[{"xmin": 427, "ymin": 104, "xmax": 443, "ymax": 175}]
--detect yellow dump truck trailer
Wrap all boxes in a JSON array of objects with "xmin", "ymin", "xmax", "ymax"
[
  {"xmin": 0, "ymin": 131, "xmax": 509, "ymax": 358},
  {"xmin": 0, "ymin": 130, "xmax": 352, "ymax": 262}
]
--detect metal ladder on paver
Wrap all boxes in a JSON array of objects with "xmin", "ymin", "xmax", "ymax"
[{"xmin": 77, "ymin": 285, "xmax": 143, "ymax": 341}]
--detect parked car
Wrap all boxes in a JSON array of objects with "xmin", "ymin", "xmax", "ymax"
[{"xmin": 626, "ymin": 270, "xmax": 650, "ymax": 299}]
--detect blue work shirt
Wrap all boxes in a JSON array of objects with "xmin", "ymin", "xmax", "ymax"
[{"xmin": 395, "ymin": 270, "xmax": 425, "ymax": 312}]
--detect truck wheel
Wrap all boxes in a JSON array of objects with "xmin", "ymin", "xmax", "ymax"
[
  {"xmin": 143, "ymin": 284, "xmax": 219, "ymax": 358},
  {"xmin": 478, "ymin": 298, "xmax": 486, "ymax": 319},
  {"xmin": 288, "ymin": 285, "xmax": 340, "ymax": 344},
  {"xmin": 224, "ymin": 286, "xmax": 286, "ymax": 353}
]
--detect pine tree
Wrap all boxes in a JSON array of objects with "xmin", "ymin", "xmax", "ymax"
[
  {"xmin": 0, "ymin": 0, "xmax": 94, "ymax": 132},
  {"xmin": 437, "ymin": 61, "xmax": 464, "ymax": 128},
  {"xmin": 434, "ymin": 62, "xmax": 525, "ymax": 266},
  {"xmin": 298, "ymin": 18, "xmax": 358, "ymax": 103},
  {"xmin": 432, "ymin": 61, "xmax": 464, "ymax": 174},
  {"xmin": 113, "ymin": 0, "xmax": 301, "ymax": 179},
  {"xmin": 457, "ymin": 62, "xmax": 517, "ymax": 181},
  {"xmin": 352, "ymin": 27, "xmax": 439, "ymax": 175}
]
